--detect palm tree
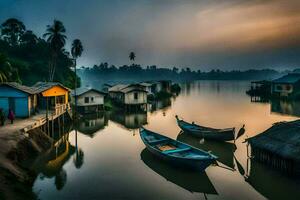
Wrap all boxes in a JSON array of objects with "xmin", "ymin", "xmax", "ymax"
[
  {"xmin": 71, "ymin": 39, "xmax": 83, "ymax": 120},
  {"xmin": 129, "ymin": 52, "xmax": 136, "ymax": 62},
  {"xmin": 1, "ymin": 18, "xmax": 26, "ymax": 46},
  {"xmin": 43, "ymin": 20, "xmax": 67, "ymax": 81}
]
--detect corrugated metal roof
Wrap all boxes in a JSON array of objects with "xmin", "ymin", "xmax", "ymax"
[
  {"xmin": 248, "ymin": 120, "xmax": 300, "ymax": 161},
  {"xmin": 272, "ymin": 73, "xmax": 300, "ymax": 84},
  {"xmin": 108, "ymin": 84, "xmax": 147, "ymax": 93},
  {"xmin": 0, "ymin": 82, "xmax": 36, "ymax": 94},
  {"xmin": 71, "ymin": 88, "xmax": 107, "ymax": 96},
  {"xmin": 32, "ymin": 82, "xmax": 71, "ymax": 93}
]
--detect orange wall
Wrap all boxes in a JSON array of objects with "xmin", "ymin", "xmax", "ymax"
[{"xmin": 41, "ymin": 86, "xmax": 69, "ymax": 103}]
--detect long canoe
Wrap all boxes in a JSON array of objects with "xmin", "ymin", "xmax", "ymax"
[
  {"xmin": 176, "ymin": 116, "xmax": 235, "ymax": 141},
  {"xmin": 139, "ymin": 127, "xmax": 217, "ymax": 171}
]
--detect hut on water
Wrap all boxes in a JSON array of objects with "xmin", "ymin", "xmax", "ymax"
[
  {"xmin": 248, "ymin": 120, "xmax": 300, "ymax": 176},
  {"xmin": 71, "ymin": 88, "xmax": 106, "ymax": 114},
  {"xmin": 108, "ymin": 84, "xmax": 147, "ymax": 111},
  {"xmin": 32, "ymin": 82, "xmax": 71, "ymax": 113}
]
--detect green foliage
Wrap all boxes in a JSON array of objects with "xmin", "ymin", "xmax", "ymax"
[{"xmin": 0, "ymin": 18, "xmax": 81, "ymax": 88}]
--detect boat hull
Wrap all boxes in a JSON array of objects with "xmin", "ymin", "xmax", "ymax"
[
  {"xmin": 176, "ymin": 118, "xmax": 235, "ymax": 142},
  {"xmin": 140, "ymin": 128, "xmax": 217, "ymax": 171},
  {"xmin": 144, "ymin": 143, "xmax": 214, "ymax": 171}
]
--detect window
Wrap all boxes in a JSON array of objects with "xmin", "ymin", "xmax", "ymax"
[
  {"xmin": 84, "ymin": 97, "xmax": 89, "ymax": 103},
  {"xmin": 134, "ymin": 92, "xmax": 138, "ymax": 100},
  {"xmin": 91, "ymin": 97, "xmax": 94, "ymax": 102}
]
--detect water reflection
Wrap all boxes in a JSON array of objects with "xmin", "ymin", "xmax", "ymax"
[
  {"xmin": 76, "ymin": 112, "xmax": 108, "ymax": 137},
  {"xmin": 271, "ymin": 99, "xmax": 300, "ymax": 117},
  {"xmin": 109, "ymin": 111, "xmax": 147, "ymax": 130},
  {"xmin": 140, "ymin": 148, "xmax": 218, "ymax": 195},
  {"xmin": 32, "ymin": 81, "xmax": 300, "ymax": 200},
  {"xmin": 246, "ymin": 160, "xmax": 300, "ymax": 200},
  {"xmin": 149, "ymin": 99, "xmax": 172, "ymax": 112},
  {"xmin": 177, "ymin": 132, "xmax": 236, "ymax": 169},
  {"xmin": 32, "ymin": 134, "xmax": 76, "ymax": 190}
]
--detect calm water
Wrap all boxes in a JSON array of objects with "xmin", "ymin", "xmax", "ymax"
[{"xmin": 32, "ymin": 81, "xmax": 300, "ymax": 200}]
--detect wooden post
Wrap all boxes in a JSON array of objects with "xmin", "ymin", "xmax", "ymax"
[{"xmin": 47, "ymin": 97, "xmax": 50, "ymax": 135}]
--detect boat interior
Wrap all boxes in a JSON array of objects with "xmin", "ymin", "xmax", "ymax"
[{"xmin": 143, "ymin": 132, "xmax": 211, "ymax": 159}]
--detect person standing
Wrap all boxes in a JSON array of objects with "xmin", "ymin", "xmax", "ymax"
[
  {"xmin": 8, "ymin": 109, "xmax": 15, "ymax": 124},
  {"xmin": 0, "ymin": 108, "xmax": 5, "ymax": 126}
]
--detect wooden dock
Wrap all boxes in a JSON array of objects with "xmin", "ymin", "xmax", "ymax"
[{"xmin": 22, "ymin": 104, "xmax": 71, "ymax": 133}]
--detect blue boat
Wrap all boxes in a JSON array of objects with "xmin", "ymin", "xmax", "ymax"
[
  {"xmin": 139, "ymin": 127, "xmax": 217, "ymax": 171},
  {"xmin": 176, "ymin": 116, "xmax": 235, "ymax": 142}
]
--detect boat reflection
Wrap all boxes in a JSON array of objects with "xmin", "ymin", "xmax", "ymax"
[
  {"xmin": 245, "ymin": 159, "xmax": 300, "ymax": 200},
  {"xmin": 109, "ymin": 111, "xmax": 147, "ymax": 130},
  {"xmin": 177, "ymin": 132, "xmax": 236, "ymax": 169},
  {"xmin": 76, "ymin": 112, "xmax": 108, "ymax": 137},
  {"xmin": 140, "ymin": 148, "xmax": 218, "ymax": 195}
]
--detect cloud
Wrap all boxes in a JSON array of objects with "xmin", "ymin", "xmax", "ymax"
[{"xmin": 0, "ymin": 0, "xmax": 300, "ymax": 70}]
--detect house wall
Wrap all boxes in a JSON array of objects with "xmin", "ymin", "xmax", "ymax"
[
  {"xmin": 42, "ymin": 86, "xmax": 69, "ymax": 103},
  {"xmin": 124, "ymin": 91, "xmax": 147, "ymax": 104},
  {"xmin": 0, "ymin": 85, "xmax": 30, "ymax": 117},
  {"xmin": 77, "ymin": 91, "xmax": 104, "ymax": 106}
]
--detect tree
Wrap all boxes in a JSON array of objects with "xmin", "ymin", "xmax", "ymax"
[
  {"xmin": 0, "ymin": 53, "xmax": 20, "ymax": 83},
  {"xmin": 20, "ymin": 30, "xmax": 38, "ymax": 46},
  {"xmin": 71, "ymin": 39, "xmax": 83, "ymax": 116},
  {"xmin": 1, "ymin": 18, "xmax": 26, "ymax": 46},
  {"xmin": 43, "ymin": 20, "xmax": 67, "ymax": 81},
  {"xmin": 129, "ymin": 52, "xmax": 136, "ymax": 62}
]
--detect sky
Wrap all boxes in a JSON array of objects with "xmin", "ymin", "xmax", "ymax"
[{"xmin": 0, "ymin": 0, "xmax": 300, "ymax": 71}]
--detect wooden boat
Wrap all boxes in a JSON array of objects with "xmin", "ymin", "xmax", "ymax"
[
  {"xmin": 177, "ymin": 132, "xmax": 237, "ymax": 169},
  {"xmin": 140, "ymin": 148, "xmax": 218, "ymax": 195},
  {"xmin": 176, "ymin": 116, "xmax": 235, "ymax": 141},
  {"xmin": 139, "ymin": 127, "xmax": 217, "ymax": 171}
]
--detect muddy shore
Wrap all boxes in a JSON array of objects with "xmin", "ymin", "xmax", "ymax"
[{"xmin": 0, "ymin": 128, "xmax": 52, "ymax": 200}]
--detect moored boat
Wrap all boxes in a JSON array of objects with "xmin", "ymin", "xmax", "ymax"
[
  {"xmin": 175, "ymin": 115, "xmax": 235, "ymax": 142},
  {"xmin": 139, "ymin": 127, "xmax": 217, "ymax": 171}
]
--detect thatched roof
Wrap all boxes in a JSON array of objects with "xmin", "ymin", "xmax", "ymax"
[{"xmin": 248, "ymin": 120, "xmax": 300, "ymax": 162}]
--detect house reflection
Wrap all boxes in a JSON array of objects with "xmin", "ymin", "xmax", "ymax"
[
  {"xmin": 32, "ymin": 133, "xmax": 77, "ymax": 190},
  {"xmin": 270, "ymin": 99, "xmax": 300, "ymax": 117},
  {"xmin": 245, "ymin": 160, "xmax": 300, "ymax": 200},
  {"xmin": 109, "ymin": 111, "xmax": 147, "ymax": 130},
  {"xmin": 148, "ymin": 99, "xmax": 171, "ymax": 112},
  {"xmin": 177, "ymin": 132, "xmax": 236, "ymax": 169},
  {"xmin": 76, "ymin": 112, "xmax": 108, "ymax": 137},
  {"xmin": 140, "ymin": 148, "xmax": 218, "ymax": 195}
]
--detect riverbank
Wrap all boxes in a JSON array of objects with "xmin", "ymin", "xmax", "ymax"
[{"xmin": 0, "ymin": 121, "xmax": 53, "ymax": 199}]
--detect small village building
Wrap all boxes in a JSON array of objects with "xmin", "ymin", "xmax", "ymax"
[
  {"xmin": 140, "ymin": 82, "xmax": 155, "ymax": 95},
  {"xmin": 108, "ymin": 84, "xmax": 147, "ymax": 110},
  {"xmin": 271, "ymin": 73, "xmax": 300, "ymax": 98},
  {"xmin": 0, "ymin": 82, "xmax": 37, "ymax": 117},
  {"xmin": 71, "ymin": 88, "xmax": 106, "ymax": 113},
  {"xmin": 248, "ymin": 120, "xmax": 300, "ymax": 176},
  {"xmin": 32, "ymin": 82, "xmax": 71, "ymax": 115}
]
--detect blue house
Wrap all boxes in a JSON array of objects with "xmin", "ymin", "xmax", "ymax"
[{"xmin": 0, "ymin": 82, "xmax": 37, "ymax": 117}]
